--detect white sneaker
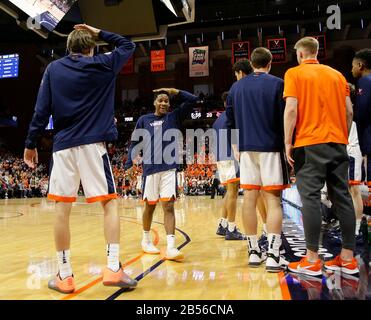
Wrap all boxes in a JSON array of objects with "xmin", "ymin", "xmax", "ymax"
[
  {"xmin": 141, "ymin": 241, "xmax": 160, "ymax": 254},
  {"xmin": 266, "ymin": 252, "xmax": 289, "ymax": 273},
  {"xmin": 165, "ymin": 247, "xmax": 184, "ymax": 261},
  {"xmin": 248, "ymin": 249, "xmax": 264, "ymax": 267}
]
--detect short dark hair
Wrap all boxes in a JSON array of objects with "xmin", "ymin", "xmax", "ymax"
[
  {"xmin": 153, "ymin": 91, "xmax": 169, "ymax": 101},
  {"xmin": 250, "ymin": 47, "xmax": 272, "ymax": 68},
  {"xmin": 232, "ymin": 59, "xmax": 252, "ymax": 75},
  {"xmin": 354, "ymin": 49, "xmax": 371, "ymax": 69},
  {"xmin": 221, "ymin": 91, "xmax": 229, "ymax": 103}
]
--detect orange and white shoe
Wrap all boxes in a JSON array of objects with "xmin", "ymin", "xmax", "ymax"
[
  {"xmin": 324, "ymin": 255, "xmax": 359, "ymax": 276},
  {"xmin": 102, "ymin": 265, "xmax": 138, "ymax": 288},
  {"xmin": 48, "ymin": 274, "xmax": 75, "ymax": 294},
  {"xmin": 288, "ymin": 257, "xmax": 322, "ymax": 277}
]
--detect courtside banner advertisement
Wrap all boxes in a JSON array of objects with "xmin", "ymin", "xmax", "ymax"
[
  {"xmin": 232, "ymin": 41, "xmax": 250, "ymax": 64},
  {"xmin": 267, "ymin": 38, "xmax": 287, "ymax": 64},
  {"xmin": 151, "ymin": 50, "xmax": 166, "ymax": 72},
  {"xmin": 121, "ymin": 55, "xmax": 135, "ymax": 75},
  {"xmin": 314, "ymin": 35, "xmax": 327, "ymax": 59},
  {"xmin": 189, "ymin": 46, "xmax": 209, "ymax": 77}
]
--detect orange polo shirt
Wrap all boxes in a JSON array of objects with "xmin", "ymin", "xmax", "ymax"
[{"xmin": 283, "ymin": 59, "xmax": 349, "ymax": 148}]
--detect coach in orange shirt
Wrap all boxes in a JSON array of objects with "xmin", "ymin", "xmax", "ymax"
[{"xmin": 283, "ymin": 37, "xmax": 359, "ymax": 277}]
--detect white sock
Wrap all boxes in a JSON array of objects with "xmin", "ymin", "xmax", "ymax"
[
  {"xmin": 268, "ymin": 233, "xmax": 281, "ymax": 255},
  {"xmin": 143, "ymin": 230, "xmax": 151, "ymax": 243},
  {"xmin": 56, "ymin": 250, "xmax": 72, "ymax": 280},
  {"xmin": 355, "ymin": 219, "xmax": 361, "ymax": 236},
  {"xmin": 220, "ymin": 218, "xmax": 228, "ymax": 228},
  {"xmin": 167, "ymin": 234, "xmax": 176, "ymax": 250},
  {"xmin": 228, "ymin": 221, "xmax": 236, "ymax": 232},
  {"xmin": 106, "ymin": 243, "xmax": 120, "ymax": 272},
  {"xmin": 263, "ymin": 224, "xmax": 267, "ymax": 234},
  {"xmin": 246, "ymin": 235, "xmax": 260, "ymax": 252}
]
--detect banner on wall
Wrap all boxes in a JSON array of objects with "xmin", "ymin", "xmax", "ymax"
[
  {"xmin": 314, "ymin": 35, "xmax": 327, "ymax": 60},
  {"xmin": 267, "ymin": 38, "xmax": 287, "ymax": 64},
  {"xmin": 232, "ymin": 41, "xmax": 250, "ymax": 64},
  {"xmin": 151, "ymin": 50, "xmax": 166, "ymax": 72},
  {"xmin": 120, "ymin": 55, "xmax": 135, "ymax": 75},
  {"xmin": 189, "ymin": 46, "xmax": 209, "ymax": 77}
]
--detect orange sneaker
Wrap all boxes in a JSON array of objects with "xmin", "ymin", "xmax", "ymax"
[
  {"xmin": 288, "ymin": 257, "xmax": 322, "ymax": 276},
  {"xmin": 324, "ymin": 255, "xmax": 359, "ymax": 276},
  {"xmin": 48, "ymin": 274, "xmax": 75, "ymax": 294},
  {"xmin": 103, "ymin": 265, "xmax": 138, "ymax": 288}
]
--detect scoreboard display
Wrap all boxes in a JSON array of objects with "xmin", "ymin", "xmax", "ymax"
[{"xmin": 0, "ymin": 54, "xmax": 19, "ymax": 79}]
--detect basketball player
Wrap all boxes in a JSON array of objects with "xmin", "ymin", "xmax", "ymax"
[
  {"xmin": 125, "ymin": 88, "xmax": 198, "ymax": 260},
  {"xmin": 136, "ymin": 170, "xmax": 143, "ymax": 198},
  {"xmin": 284, "ymin": 37, "xmax": 358, "ymax": 277},
  {"xmin": 176, "ymin": 169, "xmax": 186, "ymax": 198},
  {"xmin": 352, "ymin": 49, "xmax": 371, "ymax": 209},
  {"xmin": 226, "ymin": 49, "xmax": 289, "ymax": 272},
  {"xmin": 214, "ymin": 90, "xmax": 247, "ymax": 240},
  {"xmin": 347, "ymin": 83, "xmax": 364, "ymax": 236},
  {"xmin": 24, "ymin": 24, "xmax": 137, "ymax": 293}
]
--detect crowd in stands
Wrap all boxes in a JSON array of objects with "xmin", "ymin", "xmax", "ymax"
[
  {"xmin": 0, "ymin": 144, "xmax": 223, "ymax": 199},
  {"xmin": 0, "ymin": 149, "xmax": 49, "ymax": 199}
]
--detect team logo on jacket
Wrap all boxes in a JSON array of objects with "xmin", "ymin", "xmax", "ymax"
[
  {"xmin": 150, "ymin": 120, "xmax": 164, "ymax": 127},
  {"xmin": 357, "ymin": 88, "xmax": 363, "ymax": 96}
]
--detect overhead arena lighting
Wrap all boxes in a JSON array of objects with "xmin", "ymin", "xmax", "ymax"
[
  {"xmin": 167, "ymin": 0, "xmax": 195, "ymax": 26},
  {"xmin": 160, "ymin": 0, "xmax": 178, "ymax": 17},
  {"xmin": 161, "ymin": 0, "xmax": 194, "ymax": 22}
]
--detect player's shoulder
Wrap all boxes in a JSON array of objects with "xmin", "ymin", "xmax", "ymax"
[
  {"xmin": 359, "ymin": 74, "xmax": 371, "ymax": 85},
  {"xmin": 266, "ymin": 73, "xmax": 284, "ymax": 84},
  {"xmin": 138, "ymin": 113, "xmax": 154, "ymax": 121},
  {"xmin": 136, "ymin": 114, "xmax": 152, "ymax": 125},
  {"xmin": 284, "ymin": 65, "xmax": 301, "ymax": 76}
]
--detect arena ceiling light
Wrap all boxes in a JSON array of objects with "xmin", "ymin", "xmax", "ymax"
[
  {"xmin": 168, "ymin": 0, "xmax": 195, "ymax": 27},
  {"xmin": 160, "ymin": 0, "xmax": 178, "ymax": 17}
]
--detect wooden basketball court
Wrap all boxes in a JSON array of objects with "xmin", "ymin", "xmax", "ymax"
[{"xmin": 0, "ymin": 196, "xmax": 288, "ymax": 300}]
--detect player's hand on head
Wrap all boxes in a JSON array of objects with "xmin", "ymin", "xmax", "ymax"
[
  {"xmin": 153, "ymin": 88, "xmax": 179, "ymax": 95},
  {"xmin": 73, "ymin": 24, "xmax": 101, "ymax": 38}
]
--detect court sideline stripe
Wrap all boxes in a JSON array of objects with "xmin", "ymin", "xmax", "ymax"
[
  {"xmin": 278, "ymin": 271, "xmax": 292, "ymax": 300},
  {"xmin": 61, "ymin": 219, "xmax": 159, "ymax": 300},
  {"xmin": 106, "ymin": 219, "xmax": 191, "ymax": 300}
]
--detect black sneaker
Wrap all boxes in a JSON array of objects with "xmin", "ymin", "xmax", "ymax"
[
  {"xmin": 260, "ymin": 232, "xmax": 286, "ymax": 254},
  {"xmin": 266, "ymin": 252, "xmax": 289, "ymax": 273},
  {"xmin": 225, "ymin": 227, "xmax": 247, "ymax": 240},
  {"xmin": 216, "ymin": 223, "xmax": 227, "ymax": 236}
]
